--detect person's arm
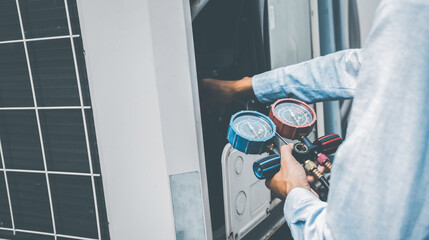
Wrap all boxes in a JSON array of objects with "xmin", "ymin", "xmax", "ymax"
[
  {"xmin": 265, "ymin": 145, "xmax": 333, "ymax": 240},
  {"xmin": 253, "ymin": 48, "xmax": 362, "ymax": 103},
  {"xmin": 284, "ymin": 188, "xmax": 332, "ymax": 240},
  {"xmin": 202, "ymin": 48, "xmax": 362, "ymax": 105}
]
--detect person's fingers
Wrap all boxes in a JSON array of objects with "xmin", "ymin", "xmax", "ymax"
[
  {"xmin": 309, "ymin": 188, "xmax": 319, "ymax": 198},
  {"xmin": 318, "ymin": 165, "xmax": 325, "ymax": 174},
  {"xmin": 201, "ymin": 78, "xmax": 222, "ymax": 93},
  {"xmin": 265, "ymin": 178, "xmax": 272, "ymax": 189},
  {"xmin": 280, "ymin": 144, "xmax": 294, "ymax": 163},
  {"xmin": 307, "ymin": 175, "xmax": 315, "ymax": 183},
  {"xmin": 200, "ymin": 78, "xmax": 239, "ymax": 106},
  {"xmin": 265, "ymin": 175, "xmax": 287, "ymax": 200},
  {"xmin": 280, "ymin": 144, "xmax": 294, "ymax": 153},
  {"xmin": 201, "ymin": 77, "xmax": 213, "ymax": 86},
  {"xmin": 200, "ymin": 78, "xmax": 210, "ymax": 91}
]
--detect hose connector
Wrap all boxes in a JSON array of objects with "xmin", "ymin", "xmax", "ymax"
[
  {"xmin": 304, "ymin": 160, "xmax": 322, "ymax": 179},
  {"xmin": 316, "ymin": 153, "xmax": 332, "ymax": 171}
]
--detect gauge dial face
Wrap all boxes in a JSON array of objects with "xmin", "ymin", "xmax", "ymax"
[
  {"xmin": 274, "ymin": 102, "xmax": 314, "ymax": 126},
  {"xmin": 233, "ymin": 114, "xmax": 273, "ymax": 140}
]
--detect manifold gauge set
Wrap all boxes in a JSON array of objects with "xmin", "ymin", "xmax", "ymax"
[{"xmin": 226, "ymin": 98, "xmax": 343, "ymax": 197}]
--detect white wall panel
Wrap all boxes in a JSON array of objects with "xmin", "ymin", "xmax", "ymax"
[{"xmin": 76, "ymin": 0, "xmax": 177, "ymax": 239}]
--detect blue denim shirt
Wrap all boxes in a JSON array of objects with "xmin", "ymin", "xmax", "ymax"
[{"xmin": 252, "ymin": 1, "xmax": 429, "ymax": 239}]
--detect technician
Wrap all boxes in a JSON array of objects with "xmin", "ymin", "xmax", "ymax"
[{"xmin": 202, "ymin": 0, "xmax": 429, "ymax": 239}]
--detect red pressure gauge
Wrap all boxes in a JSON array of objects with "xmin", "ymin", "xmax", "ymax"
[{"xmin": 269, "ymin": 98, "xmax": 316, "ymax": 140}]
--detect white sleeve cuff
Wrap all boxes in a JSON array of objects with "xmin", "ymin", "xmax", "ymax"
[{"xmin": 284, "ymin": 187, "xmax": 321, "ymax": 223}]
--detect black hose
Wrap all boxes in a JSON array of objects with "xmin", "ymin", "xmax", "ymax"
[{"xmin": 319, "ymin": 176, "xmax": 330, "ymax": 189}]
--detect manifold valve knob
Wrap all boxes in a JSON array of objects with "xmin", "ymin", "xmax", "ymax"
[{"xmin": 316, "ymin": 153, "xmax": 329, "ymax": 165}]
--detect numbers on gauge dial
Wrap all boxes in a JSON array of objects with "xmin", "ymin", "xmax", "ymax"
[
  {"xmin": 274, "ymin": 102, "xmax": 313, "ymax": 126},
  {"xmin": 233, "ymin": 115, "xmax": 273, "ymax": 140}
]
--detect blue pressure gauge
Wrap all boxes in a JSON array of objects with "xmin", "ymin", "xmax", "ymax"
[{"xmin": 227, "ymin": 111, "xmax": 276, "ymax": 154}]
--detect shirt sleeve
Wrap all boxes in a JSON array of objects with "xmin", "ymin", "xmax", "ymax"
[
  {"xmin": 252, "ymin": 49, "xmax": 362, "ymax": 103},
  {"xmin": 284, "ymin": 188, "xmax": 333, "ymax": 240}
]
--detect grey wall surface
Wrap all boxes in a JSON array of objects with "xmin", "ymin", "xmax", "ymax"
[
  {"xmin": 267, "ymin": 0, "xmax": 312, "ymax": 69},
  {"xmin": 356, "ymin": 0, "xmax": 382, "ymax": 44}
]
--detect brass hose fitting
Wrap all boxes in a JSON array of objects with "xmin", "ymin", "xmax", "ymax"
[
  {"xmin": 324, "ymin": 161, "xmax": 332, "ymax": 171},
  {"xmin": 304, "ymin": 160, "xmax": 322, "ymax": 179},
  {"xmin": 304, "ymin": 160, "xmax": 330, "ymax": 189}
]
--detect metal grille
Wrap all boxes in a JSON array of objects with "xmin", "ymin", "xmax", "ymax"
[{"xmin": 0, "ymin": 0, "xmax": 109, "ymax": 239}]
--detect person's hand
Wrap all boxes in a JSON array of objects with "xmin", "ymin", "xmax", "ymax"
[
  {"xmin": 200, "ymin": 77, "xmax": 253, "ymax": 107},
  {"xmin": 265, "ymin": 145, "xmax": 325, "ymax": 200}
]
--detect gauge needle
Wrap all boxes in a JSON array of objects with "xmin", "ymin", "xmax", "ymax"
[
  {"xmin": 246, "ymin": 121, "xmax": 260, "ymax": 138},
  {"xmin": 288, "ymin": 108, "xmax": 300, "ymax": 125}
]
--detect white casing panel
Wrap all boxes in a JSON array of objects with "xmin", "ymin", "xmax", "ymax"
[{"xmin": 222, "ymin": 144, "xmax": 277, "ymax": 239}]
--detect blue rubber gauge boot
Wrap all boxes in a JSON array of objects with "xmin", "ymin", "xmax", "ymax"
[{"xmin": 226, "ymin": 111, "xmax": 276, "ymax": 154}]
